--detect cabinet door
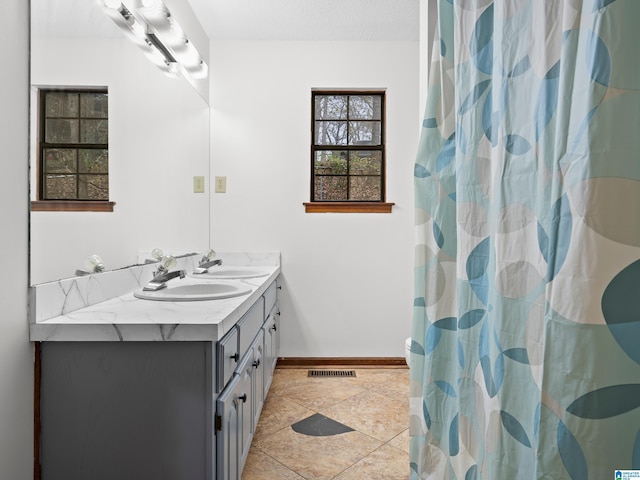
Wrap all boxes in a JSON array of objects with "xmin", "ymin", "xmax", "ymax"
[
  {"xmin": 216, "ymin": 375, "xmax": 241, "ymax": 480},
  {"xmin": 262, "ymin": 314, "xmax": 275, "ymax": 396},
  {"xmin": 229, "ymin": 350, "xmax": 254, "ymax": 476},
  {"xmin": 251, "ymin": 329, "xmax": 265, "ymax": 428},
  {"xmin": 274, "ymin": 308, "xmax": 281, "ymax": 357}
]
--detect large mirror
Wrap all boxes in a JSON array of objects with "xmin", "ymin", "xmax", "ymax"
[{"xmin": 30, "ymin": 0, "xmax": 211, "ymax": 285}]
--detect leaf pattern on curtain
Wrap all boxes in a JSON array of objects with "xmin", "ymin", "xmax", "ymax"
[{"xmin": 411, "ymin": 1, "xmax": 640, "ymax": 478}]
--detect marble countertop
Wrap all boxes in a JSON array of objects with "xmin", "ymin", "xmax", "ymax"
[{"xmin": 29, "ymin": 253, "xmax": 280, "ymax": 342}]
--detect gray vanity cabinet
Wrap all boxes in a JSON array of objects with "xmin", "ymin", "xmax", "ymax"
[
  {"xmin": 216, "ymin": 282, "xmax": 280, "ymax": 479},
  {"xmin": 38, "ymin": 278, "xmax": 280, "ymax": 480}
]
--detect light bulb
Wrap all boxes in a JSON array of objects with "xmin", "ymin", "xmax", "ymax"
[
  {"xmin": 173, "ymin": 39, "xmax": 201, "ymax": 68},
  {"xmin": 130, "ymin": 19, "xmax": 147, "ymax": 40},
  {"xmin": 159, "ymin": 255, "xmax": 177, "ymax": 271},
  {"xmin": 188, "ymin": 60, "xmax": 209, "ymax": 80},
  {"xmin": 151, "ymin": 248, "xmax": 164, "ymax": 260},
  {"xmin": 85, "ymin": 254, "xmax": 105, "ymax": 273},
  {"xmin": 104, "ymin": 0, "xmax": 122, "ymax": 9}
]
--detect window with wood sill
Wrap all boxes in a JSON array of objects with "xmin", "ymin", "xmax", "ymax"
[
  {"xmin": 306, "ymin": 90, "xmax": 393, "ymax": 213},
  {"xmin": 32, "ymin": 88, "xmax": 114, "ymax": 212}
]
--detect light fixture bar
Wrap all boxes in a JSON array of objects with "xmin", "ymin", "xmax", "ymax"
[
  {"xmin": 102, "ymin": 0, "xmax": 208, "ymax": 80},
  {"xmin": 145, "ymin": 32, "xmax": 176, "ymax": 64}
]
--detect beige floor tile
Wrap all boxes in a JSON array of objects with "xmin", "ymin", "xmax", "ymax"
[
  {"xmin": 256, "ymin": 392, "xmax": 316, "ymax": 437},
  {"xmin": 387, "ymin": 429, "xmax": 410, "ymax": 454},
  {"xmin": 319, "ymin": 390, "xmax": 408, "ymax": 442},
  {"xmin": 271, "ymin": 368, "xmax": 312, "ymax": 385},
  {"xmin": 355, "ymin": 369, "xmax": 410, "ymax": 402},
  {"xmin": 242, "ymin": 448, "xmax": 304, "ymax": 480},
  {"xmin": 271, "ymin": 375, "xmax": 366, "ymax": 411},
  {"xmin": 333, "ymin": 444, "xmax": 410, "ymax": 480},
  {"xmin": 257, "ymin": 427, "xmax": 382, "ymax": 480}
]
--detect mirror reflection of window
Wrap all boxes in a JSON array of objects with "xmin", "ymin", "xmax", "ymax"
[{"xmin": 39, "ymin": 89, "xmax": 109, "ymax": 201}]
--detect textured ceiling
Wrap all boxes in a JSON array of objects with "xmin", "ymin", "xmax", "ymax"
[{"xmin": 33, "ymin": 0, "xmax": 419, "ymax": 42}]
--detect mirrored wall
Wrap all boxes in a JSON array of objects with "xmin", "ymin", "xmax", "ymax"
[{"xmin": 30, "ymin": 0, "xmax": 211, "ymax": 284}]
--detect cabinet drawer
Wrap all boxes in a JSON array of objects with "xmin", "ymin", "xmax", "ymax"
[
  {"xmin": 263, "ymin": 281, "xmax": 277, "ymax": 318},
  {"xmin": 237, "ymin": 297, "xmax": 264, "ymax": 360},
  {"xmin": 217, "ymin": 327, "xmax": 239, "ymax": 393}
]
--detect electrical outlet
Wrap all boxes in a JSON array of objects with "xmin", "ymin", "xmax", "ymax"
[
  {"xmin": 193, "ymin": 176, "xmax": 205, "ymax": 193},
  {"xmin": 215, "ymin": 176, "xmax": 227, "ymax": 193}
]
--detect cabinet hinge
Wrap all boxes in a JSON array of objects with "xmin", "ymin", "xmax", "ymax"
[{"xmin": 215, "ymin": 415, "xmax": 222, "ymax": 432}]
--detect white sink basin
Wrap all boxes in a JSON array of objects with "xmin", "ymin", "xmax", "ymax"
[
  {"xmin": 189, "ymin": 266, "xmax": 270, "ymax": 280},
  {"xmin": 134, "ymin": 281, "xmax": 251, "ymax": 302}
]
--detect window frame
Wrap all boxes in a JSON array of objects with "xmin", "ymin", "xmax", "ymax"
[
  {"xmin": 32, "ymin": 87, "xmax": 115, "ymax": 213},
  {"xmin": 305, "ymin": 89, "xmax": 394, "ymax": 213}
]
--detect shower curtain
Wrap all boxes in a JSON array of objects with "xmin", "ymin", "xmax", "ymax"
[{"xmin": 411, "ymin": 1, "xmax": 640, "ymax": 479}]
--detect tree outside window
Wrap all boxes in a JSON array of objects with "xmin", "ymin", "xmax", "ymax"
[
  {"xmin": 311, "ymin": 91, "xmax": 386, "ymax": 203},
  {"xmin": 39, "ymin": 89, "xmax": 109, "ymax": 201}
]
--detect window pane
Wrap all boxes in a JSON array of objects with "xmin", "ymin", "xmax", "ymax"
[
  {"xmin": 350, "ymin": 151, "xmax": 382, "ymax": 175},
  {"xmin": 80, "ymin": 119, "xmax": 108, "ymax": 144},
  {"xmin": 45, "ymin": 92, "xmax": 79, "ymax": 118},
  {"xmin": 79, "ymin": 149, "xmax": 108, "ymax": 173},
  {"xmin": 44, "ymin": 148, "xmax": 77, "ymax": 173},
  {"xmin": 81, "ymin": 93, "xmax": 108, "ymax": 118},
  {"xmin": 45, "ymin": 175, "xmax": 77, "ymax": 199},
  {"xmin": 348, "ymin": 121, "xmax": 381, "ymax": 145},
  {"xmin": 349, "ymin": 176, "xmax": 381, "ymax": 201},
  {"xmin": 314, "ymin": 176, "xmax": 348, "ymax": 201},
  {"xmin": 315, "ymin": 151, "xmax": 347, "ymax": 175},
  {"xmin": 349, "ymin": 95, "xmax": 382, "ymax": 120},
  {"xmin": 79, "ymin": 175, "xmax": 109, "ymax": 200},
  {"xmin": 45, "ymin": 119, "xmax": 79, "ymax": 143},
  {"xmin": 315, "ymin": 121, "xmax": 347, "ymax": 145},
  {"xmin": 314, "ymin": 95, "xmax": 347, "ymax": 120}
]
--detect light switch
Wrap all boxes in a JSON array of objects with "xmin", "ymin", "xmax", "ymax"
[
  {"xmin": 215, "ymin": 176, "xmax": 227, "ymax": 193},
  {"xmin": 193, "ymin": 176, "xmax": 205, "ymax": 193}
]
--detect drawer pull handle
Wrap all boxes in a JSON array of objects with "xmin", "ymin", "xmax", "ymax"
[
  {"xmin": 271, "ymin": 324, "xmax": 277, "ymax": 331},
  {"xmin": 230, "ymin": 353, "xmax": 239, "ymax": 362},
  {"xmin": 252, "ymin": 359, "xmax": 261, "ymax": 368},
  {"xmin": 277, "ymin": 285, "xmax": 282, "ymax": 290},
  {"xmin": 238, "ymin": 394, "xmax": 247, "ymax": 403}
]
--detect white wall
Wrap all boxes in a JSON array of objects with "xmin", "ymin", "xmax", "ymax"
[
  {"xmin": 0, "ymin": 0, "xmax": 33, "ymax": 478},
  {"xmin": 210, "ymin": 41, "xmax": 418, "ymax": 357},
  {"xmin": 30, "ymin": 37, "xmax": 210, "ymax": 284}
]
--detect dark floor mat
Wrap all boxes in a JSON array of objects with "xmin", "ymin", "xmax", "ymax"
[{"xmin": 291, "ymin": 413, "xmax": 354, "ymax": 437}]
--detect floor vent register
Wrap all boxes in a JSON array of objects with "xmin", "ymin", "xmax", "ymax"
[{"xmin": 307, "ymin": 370, "xmax": 357, "ymax": 378}]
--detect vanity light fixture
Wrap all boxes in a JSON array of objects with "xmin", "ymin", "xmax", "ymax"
[{"xmin": 102, "ymin": 0, "xmax": 208, "ymax": 80}]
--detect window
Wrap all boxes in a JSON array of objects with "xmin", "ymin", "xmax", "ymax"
[
  {"xmin": 305, "ymin": 90, "xmax": 393, "ymax": 213},
  {"xmin": 32, "ymin": 89, "xmax": 114, "ymax": 212}
]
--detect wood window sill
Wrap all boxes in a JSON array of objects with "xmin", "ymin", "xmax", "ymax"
[
  {"xmin": 303, "ymin": 202, "xmax": 394, "ymax": 213},
  {"xmin": 31, "ymin": 201, "xmax": 116, "ymax": 212}
]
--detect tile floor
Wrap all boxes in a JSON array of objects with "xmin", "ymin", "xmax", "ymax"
[{"xmin": 242, "ymin": 367, "xmax": 410, "ymax": 480}]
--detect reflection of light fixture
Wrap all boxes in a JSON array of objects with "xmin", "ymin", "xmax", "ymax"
[
  {"xmin": 75, "ymin": 254, "xmax": 105, "ymax": 276},
  {"xmin": 102, "ymin": 0, "xmax": 208, "ymax": 80}
]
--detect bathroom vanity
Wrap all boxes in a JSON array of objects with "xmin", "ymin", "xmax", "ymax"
[{"xmin": 30, "ymin": 253, "xmax": 280, "ymax": 480}]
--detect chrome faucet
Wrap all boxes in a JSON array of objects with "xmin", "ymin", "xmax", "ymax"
[
  {"xmin": 143, "ymin": 269, "xmax": 186, "ymax": 291},
  {"xmin": 143, "ymin": 255, "xmax": 186, "ymax": 291},
  {"xmin": 193, "ymin": 249, "xmax": 223, "ymax": 274}
]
